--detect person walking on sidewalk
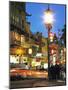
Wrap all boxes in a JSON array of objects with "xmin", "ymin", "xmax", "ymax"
[{"xmin": 55, "ymin": 62, "xmax": 61, "ymax": 80}]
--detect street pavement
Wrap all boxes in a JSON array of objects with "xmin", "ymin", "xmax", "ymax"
[{"xmin": 10, "ymin": 79, "xmax": 66, "ymax": 89}]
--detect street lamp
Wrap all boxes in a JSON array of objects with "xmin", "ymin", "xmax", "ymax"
[
  {"xmin": 43, "ymin": 5, "xmax": 54, "ymax": 79},
  {"xmin": 43, "ymin": 10, "xmax": 54, "ymax": 25},
  {"xmin": 43, "ymin": 5, "xmax": 54, "ymax": 33}
]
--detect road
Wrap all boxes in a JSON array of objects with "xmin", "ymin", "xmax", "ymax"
[
  {"xmin": 10, "ymin": 79, "xmax": 66, "ymax": 89},
  {"xmin": 10, "ymin": 69, "xmax": 48, "ymax": 78}
]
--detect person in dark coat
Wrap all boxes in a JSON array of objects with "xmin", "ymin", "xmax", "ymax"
[
  {"xmin": 55, "ymin": 63, "xmax": 61, "ymax": 80},
  {"xmin": 50, "ymin": 64, "xmax": 56, "ymax": 80}
]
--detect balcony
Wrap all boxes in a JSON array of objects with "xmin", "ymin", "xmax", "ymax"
[{"xmin": 10, "ymin": 40, "xmax": 21, "ymax": 47}]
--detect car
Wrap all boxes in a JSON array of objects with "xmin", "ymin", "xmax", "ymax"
[{"xmin": 10, "ymin": 68, "xmax": 48, "ymax": 80}]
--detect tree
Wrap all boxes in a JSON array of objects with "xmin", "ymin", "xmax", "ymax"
[{"xmin": 60, "ymin": 25, "xmax": 66, "ymax": 47}]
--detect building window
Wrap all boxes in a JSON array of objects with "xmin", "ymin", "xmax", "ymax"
[{"xmin": 15, "ymin": 32, "xmax": 21, "ymax": 41}]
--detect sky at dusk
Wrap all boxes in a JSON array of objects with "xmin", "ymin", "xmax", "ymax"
[{"xmin": 26, "ymin": 2, "xmax": 66, "ymax": 38}]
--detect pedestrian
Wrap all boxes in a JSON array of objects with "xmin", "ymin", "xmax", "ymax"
[
  {"xmin": 60, "ymin": 64, "xmax": 66, "ymax": 80},
  {"xmin": 50, "ymin": 64, "xmax": 56, "ymax": 80},
  {"xmin": 55, "ymin": 62, "xmax": 61, "ymax": 80}
]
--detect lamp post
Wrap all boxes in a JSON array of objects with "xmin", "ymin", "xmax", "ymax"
[
  {"xmin": 49, "ymin": 32, "xmax": 54, "ymax": 42},
  {"xmin": 43, "ymin": 5, "xmax": 54, "ymax": 79}
]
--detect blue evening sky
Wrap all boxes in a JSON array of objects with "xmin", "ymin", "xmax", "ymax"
[{"xmin": 26, "ymin": 2, "xmax": 66, "ymax": 38}]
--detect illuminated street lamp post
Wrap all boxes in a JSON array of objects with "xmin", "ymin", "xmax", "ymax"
[{"xmin": 43, "ymin": 5, "xmax": 54, "ymax": 79}]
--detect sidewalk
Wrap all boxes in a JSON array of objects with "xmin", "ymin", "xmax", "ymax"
[
  {"xmin": 33, "ymin": 79, "xmax": 66, "ymax": 87},
  {"xmin": 10, "ymin": 78, "xmax": 66, "ymax": 89}
]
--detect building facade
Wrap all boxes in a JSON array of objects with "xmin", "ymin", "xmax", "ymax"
[
  {"xmin": 10, "ymin": 2, "xmax": 48, "ymax": 70},
  {"xmin": 10, "ymin": 2, "xmax": 31, "ymax": 64}
]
